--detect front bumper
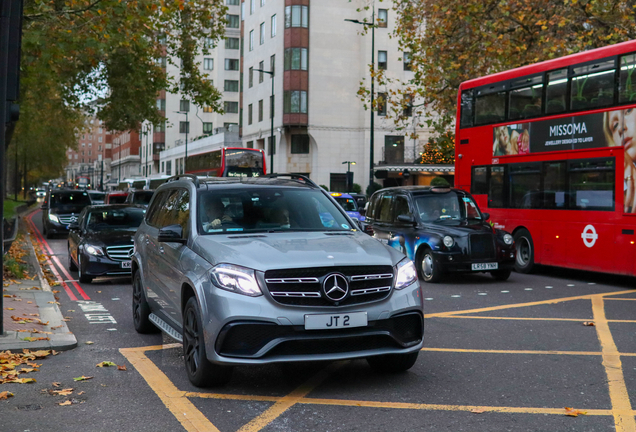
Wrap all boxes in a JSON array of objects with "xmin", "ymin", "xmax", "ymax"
[
  {"xmin": 201, "ymin": 279, "xmax": 424, "ymax": 365},
  {"xmin": 83, "ymin": 253, "xmax": 132, "ymax": 277},
  {"xmin": 432, "ymin": 248, "xmax": 516, "ymax": 273}
]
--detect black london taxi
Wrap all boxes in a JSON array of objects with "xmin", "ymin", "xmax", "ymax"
[{"xmin": 365, "ymin": 186, "xmax": 516, "ymax": 282}]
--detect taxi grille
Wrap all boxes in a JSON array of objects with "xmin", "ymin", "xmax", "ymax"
[
  {"xmin": 264, "ymin": 265, "xmax": 394, "ymax": 307},
  {"xmin": 469, "ymin": 234, "xmax": 496, "ymax": 260},
  {"xmin": 106, "ymin": 244, "xmax": 134, "ymax": 262}
]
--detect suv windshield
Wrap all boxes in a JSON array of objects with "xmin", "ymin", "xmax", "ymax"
[
  {"xmin": 86, "ymin": 207, "xmax": 146, "ymax": 231},
  {"xmin": 334, "ymin": 197, "xmax": 358, "ymax": 212},
  {"xmin": 414, "ymin": 192, "xmax": 482, "ymax": 223},
  {"xmin": 50, "ymin": 192, "xmax": 91, "ymax": 210},
  {"xmin": 198, "ymin": 188, "xmax": 352, "ymax": 234}
]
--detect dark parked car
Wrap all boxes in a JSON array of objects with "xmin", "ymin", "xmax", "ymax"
[
  {"xmin": 41, "ymin": 190, "xmax": 93, "ymax": 239},
  {"xmin": 124, "ymin": 190, "xmax": 155, "ymax": 207},
  {"xmin": 365, "ymin": 186, "xmax": 516, "ymax": 282},
  {"xmin": 68, "ymin": 205, "xmax": 146, "ymax": 283}
]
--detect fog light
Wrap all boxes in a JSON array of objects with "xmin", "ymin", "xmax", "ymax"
[{"xmin": 449, "ymin": 256, "xmax": 453, "ymax": 261}]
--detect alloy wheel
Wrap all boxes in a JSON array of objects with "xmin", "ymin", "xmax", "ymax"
[{"xmin": 183, "ymin": 307, "xmax": 200, "ymax": 375}]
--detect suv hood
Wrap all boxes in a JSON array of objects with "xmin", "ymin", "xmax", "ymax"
[{"xmin": 193, "ymin": 231, "xmax": 405, "ymax": 271}]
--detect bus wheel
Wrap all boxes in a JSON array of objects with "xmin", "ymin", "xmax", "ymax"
[{"xmin": 514, "ymin": 229, "xmax": 534, "ymax": 273}]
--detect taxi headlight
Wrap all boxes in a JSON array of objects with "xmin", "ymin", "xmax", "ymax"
[
  {"xmin": 503, "ymin": 234, "xmax": 514, "ymax": 245},
  {"xmin": 210, "ymin": 264, "xmax": 262, "ymax": 297},
  {"xmin": 443, "ymin": 235, "xmax": 454, "ymax": 248},
  {"xmin": 395, "ymin": 259, "xmax": 417, "ymax": 290}
]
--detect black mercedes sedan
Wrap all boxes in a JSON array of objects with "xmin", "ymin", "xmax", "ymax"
[
  {"xmin": 67, "ymin": 205, "xmax": 146, "ymax": 283},
  {"xmin": 365, "ymin": 186, "xmax": 516, "ymax": 283}
]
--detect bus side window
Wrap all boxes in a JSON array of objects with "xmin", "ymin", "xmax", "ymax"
[
  {"xmin": 471, "ymin": 166, "xmax": 488, "ymax": 195},
  {"xmin": 546, "ymin": 69, "xmax": 568, "ymax": 115},
  {"xmin": 460, "ymin": 90, "xmax": 474, "ymax": 128},
  {"xmin": 488, "ymin": 166, "xmax": 505, "ymax": 208}
]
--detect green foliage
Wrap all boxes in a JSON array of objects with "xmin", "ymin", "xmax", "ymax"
[
  {"xmin": 3, "ymin": 256, "xmax": 27, "ymax": 279},
  {"xmin": 366, "ymin": 182, "xmax": 383, "ymax": 197},
  {"xmin": 430, "ymin": 177, "xmax": 450, "ymax": 187},
  {"xmin": 417, "ymin": 131, "xmax": 455, "ymax": 165},
  {"xmin": 319, "ymin": 184, "xmax": 329, "ymax": 191},
  {"xmin": 351, "ymin": 183, "xmax": 362, "ymax": 194}
]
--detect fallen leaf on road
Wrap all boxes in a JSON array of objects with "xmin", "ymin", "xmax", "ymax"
[
  {"xmin": 52, "ymin": 290, "xmax": 60, "ymax": 294},
  {"xmin": 4, "ymin": 308, "xmax": 14, "ymax": 310},
  {"xmin": 73, "ymin": 376, "xmax": 93, "ymax": 381},
  {"xmin": 51, "ymin": 351, "xmax": 59, "ymax": 356},
  {"xmin": 96, "ymin": 291, "xmax": 101, "ymax": 293},
  {"xmin": 18, "ymin": 368, "xmax": 36, "ymax": 374},
  {"xmin": 471, "ymin": 408, "xmax": 487, "ymax": 414},
  {"xmin": 77, "ymin": 391, "xmax": 85, "ymax": 395},
  {"xmin": 67, "ymin": 310, "xmax": 75, "ymax": 312},
  {"xmin": 565, "ymin": 407, "xmax": 587, "ymax": 417},
  {"xmin": 582, "ymin": 322, "xmax": 595, "ymax": 326},
  {"xmin": 52, "ymin": 388, "xmax": 74, "ymax": 396},
  {"xmin": 50, "ymin": 325, "xmax": 63, "ymax": 330},
  {"xmin": 117, "ymin": 365, "xmax": 127, "ymax": 371},
  {"xmin": 58, "ymin": 400, "xmax": 72, "ymax": 406},
  {"xmin": 22, "ymin": 337, "xmax": 51, "ymax": 342},
  {"xmin": 0, "ymin": 391, "xmax": 14, "ymax": 400},
  {"xmin": 85, "ymin": 341, "xmax": 94, "ymax": 345},
  {"xmin": 52, "ymin": 382, "xmax": 61, "ymax": 387},
  {"xmin": 96, "ymin": 361, "xmax": 116, "ymax": 368}
]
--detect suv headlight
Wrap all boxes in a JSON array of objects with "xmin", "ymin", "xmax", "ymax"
[
  {"xmin": 48, "ymin": 214, "xmax": 60, "ymax": 223},
  {"xmin": 210, "ymin": 264, "xmax": 262, "ymax": 297},
  {"xmin": 503, "ymin": 233, "xmax": 513, "ymax": 245},
  {"xmin": 443, "ymin": 235, "xmax": 454, "ymax": 248},
  {"xmin": 85, "ymin": 245, "xmax": 104, "ymax": 256},
  {"xmin": 395, "ymin": 259, "xmax": 417, "ymax": 290}
]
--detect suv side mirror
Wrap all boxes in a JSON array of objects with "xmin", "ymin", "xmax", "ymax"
[
  {"xmin": 158, "ymin": 224, "xmax": 187, "ymax": 244},
  {"xmin": 396, "ymin": 214, "xmax": 416, "ymax": 225},
  {"xmin": 482, "ymin": 213, "xmax": 490, "ymax": 221}
]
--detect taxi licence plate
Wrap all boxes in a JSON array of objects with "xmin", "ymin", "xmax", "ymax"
[
  {"xmin": 305, "ymin": 312, "xmax": 367, "ymax": 330},
  {"xmin": 121, "ymin": 261, "xmax": 132, "ymax": 269},
  {"xmin": 472, "ymin": 262, "xmax": 498, "ymax": 271}
]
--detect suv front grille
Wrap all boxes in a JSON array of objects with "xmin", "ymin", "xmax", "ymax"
[
  {"xmin": 57, "ymin": 215, "xmax": 78, "ymax": 224},
  {"xmin": 106, "ymin": 244, "xmax": 134, "ymax": 261},
  {"xmin": 469, "ymin": 233, "xmax": 496, "ymax": 260},
  {"xmin": 264, "ymin": 265, "xmax": 394, "ymax": 307}
]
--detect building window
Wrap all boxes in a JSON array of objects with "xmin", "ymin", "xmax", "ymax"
[
  {"xmin": 161, "ymin": 161, "xmax": 165, "ymax": 172},
  {"xmin": 261, "ymin": 0, "xmax": 265, "ymax": 6},
  {"xmin": 260, "ymin": 22, "xmax": 265, "ymax": 45},
  {"xmin": 284, "ymin": 5, "xmax": 309, "ymax": 28},
  {"xmin": 98, "ymin": 136, "xmax": 102, "ymax": 142},
  {"xmin": 225, "ymin": 59, "xmax": 239, "ymax": 70},
  {"xmin": 250, "ymin": 0, "xmax": 255, "ymax": 14},
  {"xmin": 180, "ymin": 122, "xmax": 190, "ymax": 134},
  {"xmin": 225, "ymin": 37, "xmax": 239, "ymax": 49},
  {"xmin": 204, "ymin": 38, "xmax": 215, "ymax": 49},
  {"xmin": 154, "ymin": 121, "xmax": 166, "ymax": 132},
  {"xmin": 283, "ymin": 91, "xmax": 308, "ymax": 114},
  {"xmin": 284, "ymin": 48, "xmax": 308, "ymax": 70},
  {"xmin": 385, "ymin": 136, "xmax": 405, "ymax": 164},
  {"xmin": 403, "ymin": 94, "xmax": 413, "ymax": 117},
  {"xmin": 377, "ymin": 92, "xmax": 387, "ymax": 116},
  {"xmin": 166, "ymin": 160, "xmax": 172, "ymax": 175},
  {"xmin": 258, "ymin": 100, "xmax": 263, "ymax": 122},
  {"xmin": 259, "ymin": 61, "xmax": 264, "ymax": 83},
  {"xmin": 224, "ymin": 101, "xmax": 239, "ymax": 113},
  {"xmin": 378, "ymin": 51, "xmax": 387, "ymax": 70},
  {"xmin": 224, "ymin": 80, "xmax": 239, "ymax": 92},
  {"xmin": 378, "ymin": 9, "xmax": 388, "ymax": 28},
  {"xmin": 203, "ymin": 58, "xmax": 214, "ymax": 70},
  {"xmin": 271, "ymin": 14, "xmax": 276, "ymax": 37},
  {"xmin": 270, "ymin": 54, "xmax": 275, "ymax": 77},
  {"xmin": 156, "ymin": 98, "xmax": 166, "ymax": 111},
  {"xmin": 203, "ymin": 122, "xmax": 213, "ymax": 134},
  {"xmin": 249, "ymin": 67, "xmax": 253, "ymax": 88},
  {"xmin": 179, "ymin": 100, "xmax": 190, "ymax": 112},
  {"xmin": 249, "ymin": 30, "xmax": 254, "ymax": 51},
  {"xmin": 248, "ymin": 104, "xmax": 253, "ymax": 125},
  {"xmin": 246, "ymin": 140, "xmax": 254, "ymax": 148},
  {"xmin": 270, "ymin": 95, "xmax": 274, "ymax": 118},
  {"xmin": 227, "ymin": 14, "xmax": 239, "ymax": 28},
  {"xmin": 203, "ymin": 106, "xmax": 214, "ymax": 113},
  {"xmin": 226, "ymin": 0, "xmax": 239, "ymax": 4},
  {"xmin": 403, "ymin": 52, "xmax": 412, "ymax": 71},
  {"xmin": 291, "ymin": 135, "xmax": 310, "ymax": 154}
]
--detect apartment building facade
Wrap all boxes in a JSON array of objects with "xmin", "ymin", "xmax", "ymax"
[{"xmin": 65, "ymin": 117, "xmax": 111, "ymax": 189}]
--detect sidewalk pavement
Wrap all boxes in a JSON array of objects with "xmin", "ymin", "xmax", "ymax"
[{"xmin": 0, "ymin": 209, "xmax": 77, "ymax": 352}]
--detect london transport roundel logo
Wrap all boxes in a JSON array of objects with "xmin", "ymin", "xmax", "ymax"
[{"xmin": 581, "ymin": 224, "xmax": 598, "ymax": 248}]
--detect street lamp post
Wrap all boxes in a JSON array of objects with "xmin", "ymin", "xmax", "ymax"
[
  {"xmin": 345, "ymin": 8, "xmax": 375, "ymax": 193},
  {"xmin": 143, "ymin": 123, "xmax": 151, "ymax": 177},
  {"xmin": 342, "ymin": 161, "xmax": 356, "ymax": 192},
  {"xmin": 254, "ymin": 68, "xmax": 274, "ymax": 174},
  {"xmin": 175, "ymin": 111, "xmax": 189, "ymax": 174}
]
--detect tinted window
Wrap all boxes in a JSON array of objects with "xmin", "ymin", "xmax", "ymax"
[
  {"xmin": 224, "ymin": 149, "xmax": 264, "ymax": 177},
  {"xmin": 488, "ymin": 166, "xmax": 506, "ymax": 208},
  {"xmin": 146, "ymin": 190, "xmax": 170, "ymax": 227},
  {"xmin": 88, "ymin": 192, "xmax": 106, "ymax": 202},
  {"xmin": 471, "ymin": 166, "xmax": 488, "ymax": 195},
  {"xmin": 571, "ymin": 59, "xmax": 615, "ymax": 111},
  {"xmin": 50, "ymin": 192, "xmax": 91, "ymax": 207},
  {"xmin": 543, "ymin": 162, "xmax": 567, "ymax": 208},
  {"xmin": 568, "ymin": 158, "xmax": 615, "ymax": 210},
  {"xmin": 509, "ymin": 163, "xmax": 542, "ymax": 209},
  {"xmin": 619, "ymin": 54, "xmax": 636, "ymax": 104},
  {"xmin": 132, "ymin": 192, "xmax": 154, "ymax": 205},
  {"xmin": 509, "ymin": 76, "xmax": 543, "ymax": 120},
  {"xmin": 460, "ymin": 90, "xmax": 473, "ymax": 128},
  {"xmin": 108, "ymin": 194, "xmax": 128, "ymax": 204},
  {"xmin": 367, "ymin": 194, "xmax": 381, "ymax": 221},
  {"xmin": 155, "ymin": 189, "xmax": 190, "ymax": 232},
  {"xmin": 197, "ymin": 188, "xmax": 351, "ymax": 234},
  {"xmin": 334, "ymin": 197, "xmax": 358, "ymax": 212},
  {"xmin": 86, "ymin": 207, "xmax": 146, "ymax": 231},
  {"xmin": 393, "ymin": 196, "xmax": 411, "ymax": 222},
  {"xmin": 475, "ymin": 87, "xmax": 506, "ymax": 126},
  {"xmin": 546, "ymin": 69, "xmax": 568, "ymax": 114},
  {"xmin": 414, "ymin": 192, "xmax": 481, "ymax": 222},
  {"xmin": 377, "ymin": 194, "xmax": 393, "ymax": 222}
]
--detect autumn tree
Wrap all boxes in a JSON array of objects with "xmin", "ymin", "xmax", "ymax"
[{"xmin": 11, "ymin": 0, "xmax": 228, "ymax": 183}]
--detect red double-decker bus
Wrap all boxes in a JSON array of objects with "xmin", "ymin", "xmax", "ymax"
[
  {"xmin": 185, "ymin": 147, "xmax": 266, "ymax": 177},
  {"xmin": 455, "ymin": 40, "xmax": 636, "ymax": 276}
]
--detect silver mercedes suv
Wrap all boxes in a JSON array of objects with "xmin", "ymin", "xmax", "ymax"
[{"xmin": 132, "ymin": 174, "xmax": 423, "ymax": 387}]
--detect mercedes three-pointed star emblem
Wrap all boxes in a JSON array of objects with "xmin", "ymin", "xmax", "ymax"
[{"xmin": 322, "ymin": 273, "xmax": 349, "ymax": 302}]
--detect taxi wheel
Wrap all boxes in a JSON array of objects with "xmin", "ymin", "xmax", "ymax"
[
  {"xmin": 418, "ymin": 247, "xmax": 442, "ymax": 283},
  {"xmin": 132, "ymin": 271, "xmax": 158, "ymax": 334},
  {"xmin": 183, "ymin": 297, "xmax": 232, "ymax": 387},
  {"xmin": 367, "ymin": 351, "xmax": 419, "ymax": 373},
  {"xmin": 68, "ymin": 245, "xmax": 77, "ymax": 271},
  {"xmin": 513, "ymin": 229, "xmax": 535, "ymax": 273}
]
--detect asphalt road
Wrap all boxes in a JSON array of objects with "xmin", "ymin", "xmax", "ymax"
[{"xmin": 2, "ymin": 209, "xmax": 635, "ymax": 432}]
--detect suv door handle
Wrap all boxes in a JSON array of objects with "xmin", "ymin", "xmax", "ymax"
[{"xmin": 159, "ymin": 247, "xmax": 164, "ymax": 254}]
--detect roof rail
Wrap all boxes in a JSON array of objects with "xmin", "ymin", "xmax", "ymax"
[
  {"xmin": 166, "ymin": 174, "xmax": 200, "ymax": 188},
  {"xmin": 260, "ymin": 173, "xmax": 319, "ymax": 188}
]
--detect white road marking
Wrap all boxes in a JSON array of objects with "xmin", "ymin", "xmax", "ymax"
[
  {"xmin": 524, "ymin": 288, "xmax": 533, "ymax": 291},
  {"xmin": 501, "ymin": 290, "xmax": 509, "ymax": 293},
  {"xmin": 545, "ymin": 286, "xmax": 553, "ymax": 289},
  {"xmin": 588, "ymin": 282, "xmax": 596, "ymax": 285},
  {"xmin": 424, "ymin": 298, "xmax": 434, "ymax": 301},
  {"xmin": 451, "ymin": 295, "xmax": 461, "ymax": 298},
  {"xmin": 567, "ymin": 284, "xmax": 575, "ymax": 287},
  {"xmin": 478, "ymin": 293, "xmax": 488, "ymax": 296}
]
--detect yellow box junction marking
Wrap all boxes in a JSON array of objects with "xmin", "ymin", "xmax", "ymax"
[{"xmin": 122, "ymin": 289, "xmax": 636, "ymax": 432}]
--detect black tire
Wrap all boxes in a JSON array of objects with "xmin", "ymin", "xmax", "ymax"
[
  {"xmin": 183, "ymin": 297, "xmax": 232, "ymax": 387},
  {"xmin": 417, "ymin": 247, "xmax": 442, "ymax": 283},
  {"xmin": 367, "ymin": 351, "xmax": 419, "ymax": 373},
  {"xmin": 68, "ymin": 245, "xmax": 77, "ymax": 271},
  {"xmin": 513, "ymin": 228, "xmax": 534, "ymax": 273},
  {"xmin": 132, "ymin": 271, "xmax": 158, "ymax": 334},
  {"xmin": 491, "ymin": 269, "xmax": 511, "ymax": 281},
  {"xmin": 77, "ymin": 254, "xmax": 93, "ymax": 284},
  {"xmin": 42, "ymin": 223, "xmax": 47, "ymax": 236},
  {"xmin": 45, "ymin": 228, "xmax": 53, "ymax": 240}
]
